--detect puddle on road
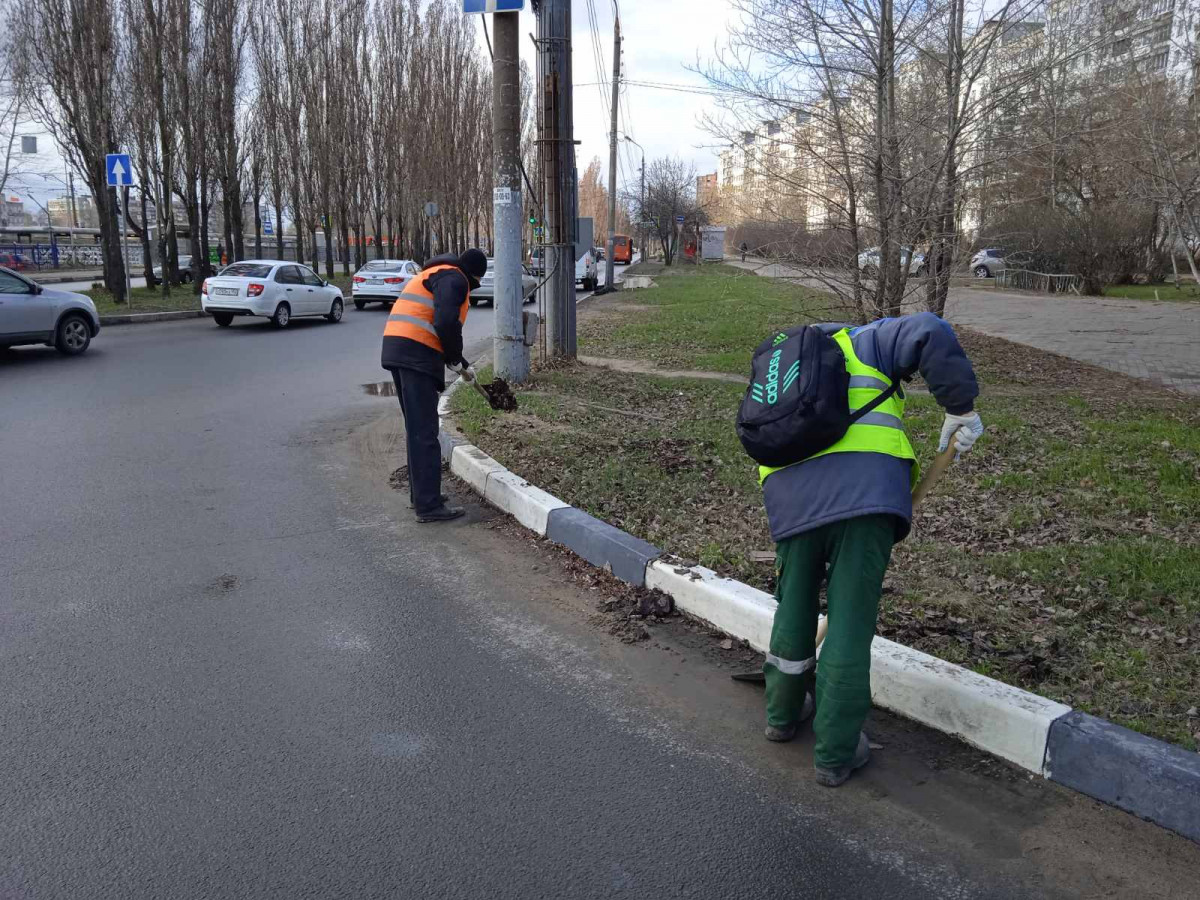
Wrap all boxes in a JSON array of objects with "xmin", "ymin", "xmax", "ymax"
[{"xmin": 362, "ymin": 381, "xmax": 397, "ymax": 397}]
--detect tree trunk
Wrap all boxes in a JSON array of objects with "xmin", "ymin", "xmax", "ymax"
[
  {"xmin": 274, "ymin": 193, "xmax": 285, "ymax": 259},
  {"xmin": 138, "ymin": 188, "xmax": 155, "ymax": 287},
  {"xmin": 324, "ymin": 211, "xmax": 335, "ymax": 278},
  {"xmin": 222, "ymin": 192, "xmax": 233, "ymax": 265},
  {"xmin": 292, "ymin": 193, "xmax": 305, "ymax": 266},
  {"xmin": 199, "ymin": 166, "xmax": 213, "ymax": 275},
  {"xmin": 254, "ymin": 171, "xmax": 263, "ymax": 260},
  {"xmin": 230, "ymin": 181, "xmax": 245, "ymax": 262}
]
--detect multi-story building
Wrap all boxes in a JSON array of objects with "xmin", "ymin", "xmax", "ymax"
[
  {"xmin": 718, "ymin": 96, "xmax": 855, "ymax": 233},
  {"xmin": 1, "ymin": 196, "xmax": 32, "ymax": 227},
  {"xmin": 695, "ymin": 172, "xmax": 719, "ymax": 211}
]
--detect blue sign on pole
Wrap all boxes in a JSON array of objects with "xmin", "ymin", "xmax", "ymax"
[
  {"xmin": 263, "ymin": 219, "xmax": 274, "ymax": 236},
  {"xmin": 106, "ymin": 153, "xmax": 134, "ymax": 187},
  {"xmin": 675, "ymin": 215, "xmax": 685, "ymax": 225},
  {"xmin": 463, "ymin": 0, "xmax": 524, "ymax": 13}
]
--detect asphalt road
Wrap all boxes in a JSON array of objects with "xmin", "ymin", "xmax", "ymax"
[{"xmin": 2, "ymin": 297, "xmax": 1195, "ymax": 898}]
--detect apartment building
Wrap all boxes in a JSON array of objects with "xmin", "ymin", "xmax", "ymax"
[{"xmin": 718, "ymin": 97, "xmax": 854, "ymax": 232}]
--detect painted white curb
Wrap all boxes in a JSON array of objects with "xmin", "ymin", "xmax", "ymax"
[
  {"xmin": 450, "ymin": 444, "xmax": 507, "ymax": 494},
  {"xmin": 869, "ymin": 637, "xmax": 1071, "ymax": 773},
  {"xmin": 484, "ymin": 470, "xmax": 569, "ymax": 536},
  {"xmin": 645, "ymin": 561, "xmax": 778, "ymax": 653},
  {"xmin": 646, "ymin": 559, "xmax": 1066, "ymax": 774}
]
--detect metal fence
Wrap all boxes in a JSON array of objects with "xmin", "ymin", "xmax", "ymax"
[{"xmin": 996, "ymin": 268, "xmax": 1082, "ymax": 294}]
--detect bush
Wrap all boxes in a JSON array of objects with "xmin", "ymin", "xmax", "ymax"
[{"xmin": 984, "ymin": 203, "xmax": 1158, "ymax": 294}]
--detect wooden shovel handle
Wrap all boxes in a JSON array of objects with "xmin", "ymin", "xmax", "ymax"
[
  {"xmin": 911, "ymin": 442, "xmax": 958, "ymax": 507},
  {"xmin": 815, "ymin": 440, "xmax": 958, "ymax": 651}
]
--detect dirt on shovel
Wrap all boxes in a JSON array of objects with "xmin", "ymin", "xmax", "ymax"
[{"xmin": 480, "ymin": 378, "xmax": 518, "ymax": 411}]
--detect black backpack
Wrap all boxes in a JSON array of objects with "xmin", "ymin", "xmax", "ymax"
[{"xmin": 736, "ymin": 326, "xmax": 896, "ymax": 468}]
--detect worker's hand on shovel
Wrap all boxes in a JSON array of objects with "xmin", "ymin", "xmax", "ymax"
[
  {"xmin": 938, "ymin": 411, "xmax": 984, "ymax": 459},
  {"xmin": 455, "ymin": 362, "xmax": 477, "ymax": 383}
]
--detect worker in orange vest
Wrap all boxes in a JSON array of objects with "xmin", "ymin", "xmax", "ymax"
[{"xmin": 381, "ymin": 249, "xmax": 488, "ymax": 522}]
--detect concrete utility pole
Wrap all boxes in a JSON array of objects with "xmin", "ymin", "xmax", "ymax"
[
  {"xmin": 603, "ymin": 17, "xmax": 620, "ymax": 291},
  {"xmin": 537, "ymin": 0, "xmax": 576, "ymax": 357},
  {"xmin": 491, "ymin": 10, "xmax": 529, "ymax": 382}
]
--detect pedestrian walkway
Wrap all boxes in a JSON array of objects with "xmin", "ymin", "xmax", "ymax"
[
  {"xmin": 944, "ymin": 289, "xmax": 1199, "ymax": 395},
  {"xmin": 729, "ymin": 258, "xmax": 1200, "ymax": 395}
]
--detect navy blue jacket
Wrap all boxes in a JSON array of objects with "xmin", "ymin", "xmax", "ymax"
[{"xmin": 762, "ymin": 313, "xmax": 978, "ymax": 544}]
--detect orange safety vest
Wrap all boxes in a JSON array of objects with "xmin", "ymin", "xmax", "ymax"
[{"xmin": 382, "ymin": 264, "xmax": 470, "ymax": 355}]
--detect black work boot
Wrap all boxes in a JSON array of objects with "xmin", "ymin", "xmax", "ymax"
[
  {"xmin": 416, "ymin": 504, "xmax": 465, "ymax": 524},
  {"xmin": 814, "ymin": 732, "xmax": 871, "ymax": 787},
  {"xmin": 764, "ymin": 692, "xmax": 815, "ymax": 742},
  {"xmin": 408, "ymin": 494, "xmax": 450, "ymax": 509}
]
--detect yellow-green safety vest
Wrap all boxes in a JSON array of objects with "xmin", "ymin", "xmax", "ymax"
[{"xmin": 758, "ymin": 327, "xmax": 918, "ymax": 486}]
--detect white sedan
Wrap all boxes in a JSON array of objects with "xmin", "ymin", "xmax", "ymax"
[
  {"xmin": 201, "ymin": 260, "xmax": 344, "ymax": 328},
  {"xmin": 351, "ymin": 259, "xmax": 419, "ymax": 309}
]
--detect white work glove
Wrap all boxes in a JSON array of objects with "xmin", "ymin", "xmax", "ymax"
[
  {"xmin": 938, "ymin": 411, "xmax": 984, "ymax": 456},
  {"xmin": 456, "ymin": 363, "xmax": 476, "ymax": 383}
]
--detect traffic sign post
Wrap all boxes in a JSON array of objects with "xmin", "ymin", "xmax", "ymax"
[
  {"xmin": 463, "ymin": 0, "xmax": 523, "ymax": 12},
  {"xmin": 106, "ymin": 154, "xmax": 134, "ymax": 188},
  {"xmin": 106, "ymin": 154, "xmax": 136, "ymax": 302}
]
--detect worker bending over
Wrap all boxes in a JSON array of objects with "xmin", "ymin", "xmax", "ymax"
[
  {"xmin": 756, "ymin": 313, "xmax": 982, "ymax": 786},
  {"xmin": 381, "ymin": 249, "xmax": 488, "ymax": 523}
]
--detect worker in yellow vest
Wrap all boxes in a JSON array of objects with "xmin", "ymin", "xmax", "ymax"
[
  {"xmin": 756, "ymin": 313, "xmax": 983, "ymax": 786},
  {"xmin": 381, "ymin": 249, "xmax": 487, "ymax": 523}
]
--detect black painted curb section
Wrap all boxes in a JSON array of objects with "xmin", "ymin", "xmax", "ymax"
[
  {"xmin": 544, "ymin": 507, "xmax": 660, "ymax": 587},
  {"xmin": 1045, "ymin": 710, "xmax": 1200, "ymax": 843}
]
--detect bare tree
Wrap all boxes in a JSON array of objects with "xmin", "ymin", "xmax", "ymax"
[
  {"xmin": 13, "ymin": 0, "xmax": 128, "ymax": 298},
  {"xmin": 639, "ymin": 156, "xmax": 705, "ymax": 265}
]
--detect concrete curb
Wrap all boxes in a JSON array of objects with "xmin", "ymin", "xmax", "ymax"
[
  {"xmin": 643, "ymin": 559, "xmax": 1068, "ymax": 774},
  {"xmin": 544, "ymin": 508, "xmax": 660, "ymax": 587},
  {"xmin": 1045, "ymin": 711, "xmax": 1200, "ymax": 843},
  {"xmin": 434, "ymin": 369, "xmax": 1199, "ymax": 843},
  {"xmin": 99, "ymin": 310, "xmax": 205, "ymax": 326}
]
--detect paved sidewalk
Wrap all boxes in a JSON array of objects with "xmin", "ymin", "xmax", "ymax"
[
  {"xmin": 945, "ymin": 289, "xmax": 1199, "ymax": 394},
  {"xmin": 729, "ymin": 259, "xmax": 1200, "ymax": 395}
]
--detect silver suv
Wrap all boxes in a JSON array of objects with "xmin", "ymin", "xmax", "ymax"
[{"xmin": 0, "ymin": 266, "xmax": 100, "ymax": 355}]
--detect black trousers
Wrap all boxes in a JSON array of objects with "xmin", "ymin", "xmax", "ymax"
[{"xmin": 391, "ymin": 367, "xmax": 443, "ymax": 514}]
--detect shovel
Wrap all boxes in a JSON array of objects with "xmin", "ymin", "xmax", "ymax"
[
  {"xmin": 731, "ymin": 441, "xmax": 959, "ymax": 684},
  {"xmin": 463, "ymin": 372, "xmax": 519, "ymax": 411}
]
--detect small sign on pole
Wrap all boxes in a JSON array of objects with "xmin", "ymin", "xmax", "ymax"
[
  {"xmin": 463, "ymin": 0, "xmax": 524, "ymax": 12},
  {"xmin": 106, "ymin": 153, "xmax": 135, "ymax": 187},
  {"xmin": 675, "ymin": 215, "xmax": 685, "ymax": 225}
]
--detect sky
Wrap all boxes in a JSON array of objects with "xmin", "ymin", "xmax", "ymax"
[{"xmin": 556, "ymin": 0, "xmax": 737, "ymax": 194}]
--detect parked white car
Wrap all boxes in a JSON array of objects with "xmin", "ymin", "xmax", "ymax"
[
  {"xmin": 201, "ymin": 260, "xmax": 343, "ymax": 328},
  {"xmin": 351, "ymin": 259, "xmax": 419, "ymax": 310},
  {"xmin": 576, "ymin": 249, "xmax": 598, "ymax": 291},
  {"xmin": 0, "ymin": 266, "xmax": 100, "ymax": 355},
  {"xmin": 472, "ymin": 259, "xmax": 539, "ymax": 306},
  {"xmin": 857, "ymin": 246, "xmax": 926, "ymax": 278}
]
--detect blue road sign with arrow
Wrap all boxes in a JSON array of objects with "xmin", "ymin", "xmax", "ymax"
[
  {"xmin": 106, "ymin": 153, "xmax": 134, "ymax": 187},
  {"xmin": 463, "ymin": 0, "xmax": 523, "ymax": 12}
]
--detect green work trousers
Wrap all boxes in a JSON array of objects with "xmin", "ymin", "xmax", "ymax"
[{"xmin": 765, "ymin": 514, "xmax": 896, "ymax": 769}]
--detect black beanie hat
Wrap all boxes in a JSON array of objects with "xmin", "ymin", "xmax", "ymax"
[{"xmin": 458, "ymin": 248, "xmax": 488, "ymax": 280}]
